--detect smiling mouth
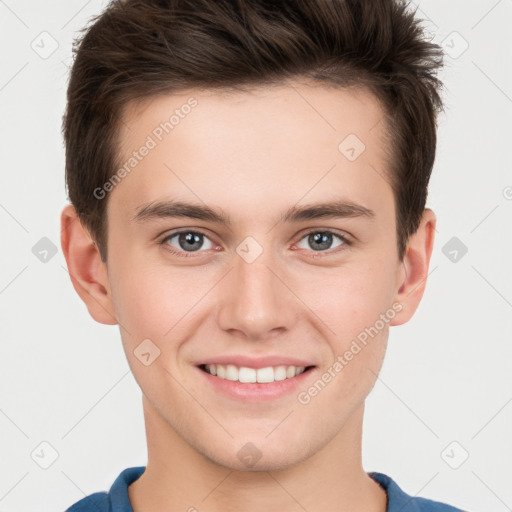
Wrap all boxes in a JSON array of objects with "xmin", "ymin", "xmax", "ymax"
[{"xmin": 198, "ymin": 364, "xmax": 315, "ymax": 384}]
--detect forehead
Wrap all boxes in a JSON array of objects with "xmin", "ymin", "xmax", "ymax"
[{"xmin": 109, "ymin": 80, "xmax": 394, "ymax": 226}]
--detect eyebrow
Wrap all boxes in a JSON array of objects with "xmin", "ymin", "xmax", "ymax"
[{"xmin": 132, "ymin": 199, "xmax": 375, "ymax": 225}]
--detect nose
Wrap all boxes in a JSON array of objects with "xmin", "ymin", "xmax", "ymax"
[{"xmin": 215, "ymin": 245, "xmax": 299, "ymax": 342}]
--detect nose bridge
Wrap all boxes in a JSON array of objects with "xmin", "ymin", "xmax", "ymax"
[
  {"xmin": 236, "ymin": 248, "xmax": 277, "ymax": 301},
  {"xmin": 215, "ymin": 238, "xmax": 296, "ymax": 340}
]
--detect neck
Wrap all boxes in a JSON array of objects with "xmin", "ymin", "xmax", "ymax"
[{"xmin": 128, "ymin": 396, "xmax": 386, "ymax": 512}]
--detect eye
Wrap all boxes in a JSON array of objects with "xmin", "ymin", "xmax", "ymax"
[
  {"xmin": 159, "ymin": 228, "xmax": 351, "ymax": 259},
  {"xmin": 295, "ymin": 230, "xmax": 350, "ymax": 254},
  {"xmin": 160, "ymin": 230, "xmax": 215, "ymax": 257}
]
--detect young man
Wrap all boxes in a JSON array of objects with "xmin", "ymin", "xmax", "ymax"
[{"xmin": 60, "ymin": 0, "xmax": 465, "ymax": 510}]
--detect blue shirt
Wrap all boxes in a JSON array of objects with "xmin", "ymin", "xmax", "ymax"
[{"xmin": 66, "ymin": 466, "xmax": 467, "ymax": 511}]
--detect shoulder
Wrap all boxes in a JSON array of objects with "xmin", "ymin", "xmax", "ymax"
[
  {"xmin": 369, "ymin": 472, "xmax": 467, "ymax": 512},
  {"xmin": 414, "ymin": 496, "xmax": 468, "ymax": 512},
  {"xmin": 65, "ymin": 466, "xmax": 146, "ymax": 512},
  {"xmin": 65, "ymin": 491, "xmax": 110, "ymax": 512}
]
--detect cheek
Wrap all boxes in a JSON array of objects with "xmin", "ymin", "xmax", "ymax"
[
  {"xmin": 300, "ymin": 259, "xmax": 397, "ymax": 342},
  {"xmin": 108, "ymin": 261, "xmax": 201, "ymax": 395},
  {"xmin": 303, "ymin": 273, "xmax": 392, "ymax": 408},
  {"xmin": 109, "ymin": 252, "xmax": 202, "ymax": 344}
]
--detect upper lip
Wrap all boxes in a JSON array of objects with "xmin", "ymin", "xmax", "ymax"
[{"xmin": 196, "ymin": 355, "xmax": 316, "ymax": 369}]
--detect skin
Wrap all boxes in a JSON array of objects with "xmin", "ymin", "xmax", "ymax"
[{"xmin": 61, "ymin": 79, "xmax": 436, "ymax": 512}]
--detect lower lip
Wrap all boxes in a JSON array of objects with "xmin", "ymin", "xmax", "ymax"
[{"xmin": 196, "ymin": 366, "xmax": 316, "ymax": 402}]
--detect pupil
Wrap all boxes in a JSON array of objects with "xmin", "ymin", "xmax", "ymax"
[{"xmin": 179, "ymin": 232, "xmax": 203, "ymax": 251}]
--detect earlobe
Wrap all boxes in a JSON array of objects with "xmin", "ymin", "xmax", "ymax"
[
  {"xmin": 60, "ymin": 204, "xmax": 118, "ymax": 325},
  {"xmin": 390, "ymin": 208, "xmax": 436, "ymax": 326}
]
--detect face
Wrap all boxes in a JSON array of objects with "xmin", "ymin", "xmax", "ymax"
[{"xmin": 101, "ymin": 81, "xmax": 407, "ymax": 470}]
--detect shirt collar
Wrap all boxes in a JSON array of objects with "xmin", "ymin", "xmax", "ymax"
[
  {"xmin": 369, "ymin": 471, "xmax": 423, "ymax": 512},
  {"xmin": 110, "ymin": 466, "xmax": 422, "ymax": 512}
]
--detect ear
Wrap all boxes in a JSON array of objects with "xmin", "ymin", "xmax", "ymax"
[
  {"xmin": 60, "ymin": 204, "xmax": 118, "ymax": 325},
  {"xmin": 390, "ymin": 208, "xmax": 436, "ymax": 326}
]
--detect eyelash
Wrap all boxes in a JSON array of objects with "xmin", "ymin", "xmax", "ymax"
[{"xmin": 159, "ymin": 228, "xmax": 352, "ymax": 259}]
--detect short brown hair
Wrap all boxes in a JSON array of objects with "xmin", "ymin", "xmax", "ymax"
[{"xmin": 62, "ymin": 0, "xmax": 444, "ymax": 262}]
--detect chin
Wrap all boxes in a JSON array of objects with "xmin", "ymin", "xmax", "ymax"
[{"xmin": 198, "ymin": 434, "xmax": 314, "ymax": 472}]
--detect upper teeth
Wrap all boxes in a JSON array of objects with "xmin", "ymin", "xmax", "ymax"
[{"xmin": 204, "ymin": 364, "xmax": 306, "ymax": 383}]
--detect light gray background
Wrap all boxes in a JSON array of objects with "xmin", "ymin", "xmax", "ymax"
[{"xmin": 1, "ymin": 1, "xmax": 511, "ymax": 510}]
